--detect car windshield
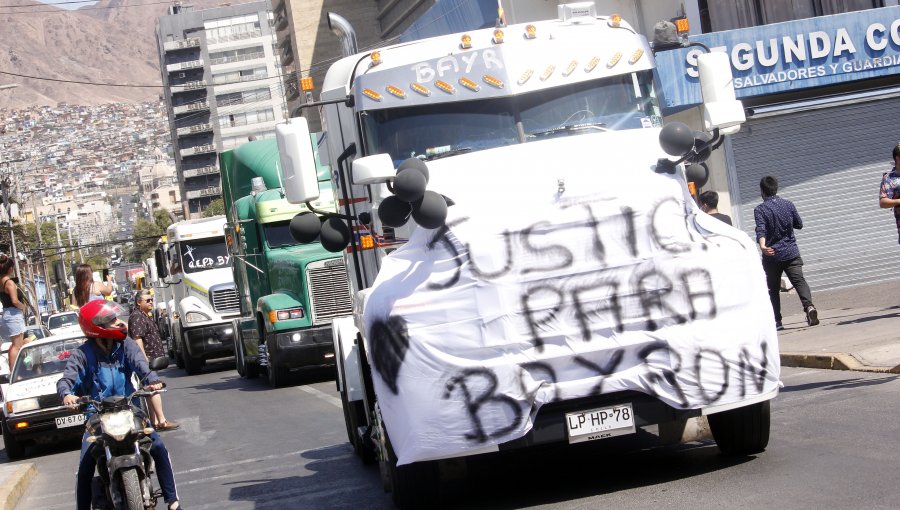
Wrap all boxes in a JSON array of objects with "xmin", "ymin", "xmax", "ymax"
[
  {"xmin": 362, "ymin": 71, "xmax": 661, "ymax": 162},
  {"xmin": 263, "ymin": 220, "xmax": 298, "ymax": 249},
  {"xmin": 179, "ymin": 238, "xmax": 230, "ymax": 273},
  {"xmin": 48, "ymin": 313, "xmax": 79, "ymax": 330},
  {"xmin": 26, "ymin": 327, "xmax": 49, "ymax": 340},
  {"xmin": 12, "ymin": 337, "xmax": 87, "ymax": 382}
]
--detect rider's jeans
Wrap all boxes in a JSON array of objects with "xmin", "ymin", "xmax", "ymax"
[{"xmin": 77, "ymin": 430, "xmax": 179, "ymax": 510}]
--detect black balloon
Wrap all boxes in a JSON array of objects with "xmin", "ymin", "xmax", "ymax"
[
  {"xmin": 289, "ymin": 212, "xmax": 321, "ymax": 244},
  {"xmin": 686, "ymin": 131, "xmax": 713, "ymax": 164},
  {"xmin": 378, "ymin": 196, "xmax": 412, "ymax": 227},
  {"xmin": 393, "ymin": 168, "xmax": 427, "ymax": 203},
  {"xmin": 320, "ymin": 217, "xmax": 351, "ymax": 252},
  {"xmin": 659, "ymin": 122, "xmax": 695, "ymax": 157},
  {"xmin": 397, "ymin": 158, "xmax": 429, "ymax": 183},
  {"xmin": 686, "ymin": 162, "xmax": 710, "ymax": 188},
  {"xmin": 411, "ymin": 191, "xmax": 448, "ymax": 229}
]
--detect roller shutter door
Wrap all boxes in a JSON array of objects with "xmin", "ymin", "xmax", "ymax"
[{"xmin": 729, "ymin": 95, "xmax": 900, "ymax": 291}]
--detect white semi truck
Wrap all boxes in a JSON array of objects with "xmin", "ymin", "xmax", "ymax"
[
  {"xmin": 279, "ymin": 4, "xmax": 778, "ymax": 507},
  {"xmin": 159, "ymin": 216, "xmax": 238, "ymax": 375}
]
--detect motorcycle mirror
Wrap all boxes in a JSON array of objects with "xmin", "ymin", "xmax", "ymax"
[{"xmin": 149, "ymin": 356, "xmax": 170, "ymax": 371}]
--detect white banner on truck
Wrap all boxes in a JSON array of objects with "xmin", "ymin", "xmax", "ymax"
[{"xmin": 362, "ymin": 132, "xmax": 779, "ymax": 466}]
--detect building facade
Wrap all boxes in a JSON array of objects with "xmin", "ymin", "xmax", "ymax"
[{"xmin": 156, "ymin": 2, "xmax": 287, "ymax": 219}]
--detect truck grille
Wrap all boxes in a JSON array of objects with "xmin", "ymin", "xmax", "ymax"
[
  {"xmin": 307, "ymin": 261, "xmax": 352, "ymax": 324},
  {"xmin": 211, "ymin": 287, "xmax": 240, "ymax": 313}
]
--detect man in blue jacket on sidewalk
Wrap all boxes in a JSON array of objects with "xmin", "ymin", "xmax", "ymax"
[
  {"xmin": 57, "ymin": 299, "xmax": 182, "ymax": 510},
  {"xmin": 754, "ymin": 175, "xmax": 819, "ymax": 331}
]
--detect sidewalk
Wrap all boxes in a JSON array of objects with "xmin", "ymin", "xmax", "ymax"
[{"xmin": 0, "ymin": 463, "xmax": 35, "ymax": 510}]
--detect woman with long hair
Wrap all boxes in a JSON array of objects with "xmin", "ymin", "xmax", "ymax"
[
  {"xmin": 0, "ymin": 254, "xmax": 29, "ymax": 368},
  {"xmin": 74, "ymin": 264, "xmax": 114, "ymax": 307}
]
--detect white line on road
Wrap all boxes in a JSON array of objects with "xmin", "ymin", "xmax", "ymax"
[{"xmin": 295, "ymin": 384, "xmax": 343, "ymax": 408}]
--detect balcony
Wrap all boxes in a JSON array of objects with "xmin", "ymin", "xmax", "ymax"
[
  {"xmin": 216, "ymin": 92, "xmax": 272, "ymax": 108},
  {"xmin": 274, "ymin": 11, "xmax": 289, "ymax": 31},
  {"xmin": 176, "ymin": 122, "xmax": 213, "ymax": 137},
  {"xmin": 284, "ymin": 77, "xmax": 299, "ymax": 100},
  {"xmin": 185, "ymin": 186, "xmax": 222, "ymax": 200},
  {"xmin": 180, "ymin": 143, "xmax": 216, "ymax": 157},
  {"xmin": 182, "ymin": 165, "xmax": 218, "ymax": 179},
  {"xmin": 166, "ymin": 59, "xmax": 204, "ymax": 73},
  {"xmin": 163, "ymin": 37, "xmax": 201, "ymax": 52},
  {"xmin": 172, "ymin": 101, "xmax": 210, "ymax": 115},
  {"xmin": 281, "ymin": 47, "xmax": 294, "ymax": 66},
  {"xmin": 170, "ymin": 81, "xmax": 208, "ymax": 93},
  {"xmin": 209, "ymin": 52, "xmax": 265, "ymax": 66},
  {"xmin": 206, "ymin": 29, "xmax": 263, "ymax": 46}
]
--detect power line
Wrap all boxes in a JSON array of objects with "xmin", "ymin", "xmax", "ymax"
[{"xmin": 0, "ymin": 69, "xmax": 162, "ymax": 88}]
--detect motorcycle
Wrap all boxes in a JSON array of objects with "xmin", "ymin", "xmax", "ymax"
[{"xmin": 78, "ymin": 356, "xmax": 170, "ymax": 510}]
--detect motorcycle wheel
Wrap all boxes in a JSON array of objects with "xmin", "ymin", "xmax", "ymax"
[{"xmin": 119, "ymin": 467, "xmax": 143, "ymax": 510}]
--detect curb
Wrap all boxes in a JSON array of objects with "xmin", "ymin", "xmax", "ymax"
[
  {"xmin": 780, "ymin": 352, "xmax": 900, "ymax": 374},
  {"xmin": 0, "ymin": 463, "xmax": 36, "ymax": 510}
]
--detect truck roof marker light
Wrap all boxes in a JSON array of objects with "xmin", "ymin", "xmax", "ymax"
[
  {"xmin": 459, "ymin": 77, "xmax": 480, "ymax": 92},
  {"xmin": 540, "ymin": 64, "xmax": 556, "ymax": 81},
  {"xmin": 482, "ymin": 74, "xmax": 504, "ymax": 89},
  {"xmin": 460, "ymin": 34, "xmax": 472, "ymax": 49},
  {"xmin": 673, "ymin": 17, "xmax": 690, "ymax": 34},
  {"xmin": 362, "ymin": 88, "xmax": 383, "ymax": 101},
  {"xmin": 628, "ymin": 49, "xmax": 644, "ymax": 65},
  {"xmin": 369, "ymin": 51, "xmax": 382, "ymax": 67},
  {"xmin": 585, "ymin": 56, "xmax": 600, "ymax": 73},
  {"xmin": 410, "ymin": 83, "xmax": 431, "ymax": 96},
  {"xmin": 435, "ymin": 80, "xmax": 456, "ymax": 94},
  {"xmin": 360, "ymin": 235, "xmax": 375, "ymax": 250},
  {"xmin": 492, "ymin": 29, "xmax": 505, "ymax": 44},
  {"xmin": 607, "ymin": 51, "xmax": 622, "ymax": 68},
  {"xmin": 300, "ymin": 76, "xmax": 314, "ymax": 91},
  {"xmin": 386, "ymin": 85, "xmax": 406, "ymax": 99},
  {"xmin": 563, "ymin": 60, "xmax": 578, "ymax": 77},
  {"xmin": 517, "ymin": 69, "xmax": 534, "ymax": 85},
  {"xmin": 524, "ymin": 24, "xmax": 537, "ymax": 39},
  {"xmin": 608, "ymin": 14, "xmax": 622, "ymax": 28}
]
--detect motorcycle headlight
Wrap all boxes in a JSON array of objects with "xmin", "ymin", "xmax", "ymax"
[
  {"xmin": 10, "ymin": 398, "xmax": 39, "ymax": 414},
  {"xmin": 100, "ymin": 410, "xmax": 135, "ymax": 441},
  {"xmin": 185, "ymin": 311, "xmax": 210, "ymax": 323}
]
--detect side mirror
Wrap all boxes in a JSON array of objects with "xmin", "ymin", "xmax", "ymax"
[
  {"xmin": 352, "ymin": 154, "xmax": 396, "ymax": 185},
  {"xmin": 149, "ymin": 356, "xmax": 170, "ymax": 371},
  {"xmin": 277, "ymin": 118, "xmax": 320, "ymax": 204},
  {"xmin": 154, "ymin": 248, "xmax": 168, "ymax": 279},
  {"xmin": 697, "ymin": 52, "xmax": 745, "ymax": 135}
]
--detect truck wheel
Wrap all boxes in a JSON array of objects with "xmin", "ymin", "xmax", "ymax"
[
  {"xmin": 708, "ymin": 400, "xmax": 770, "ymax": 455},
  {"xmin": 265, "ymin": 333, "xmax": 287, "ymax": 388},
  {"xmin": 384, "ymin": 426, "xmax": 438, "ymax": 509},
  {"xmin": 182, "ymin": 337, "xmax": 204, "ymax": 375},
  {"xmin": 339, "ymin": 368, "xmax": 375, "ymax": 464},
  {"xmin": 234, "ymin": 333, "xmax": 246, "ymax": 378},
  {"xmin": 2, "ymin": 420, "xmax": 26, "ymax": 460},
  {"xmin": 173, "ymin": 335, "xmax": 184, "ymax": 369}
]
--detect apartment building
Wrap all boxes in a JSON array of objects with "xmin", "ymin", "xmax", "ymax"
[{"xmin": 156, "ymin": 2, "xmax": 287, "ymax": 218}]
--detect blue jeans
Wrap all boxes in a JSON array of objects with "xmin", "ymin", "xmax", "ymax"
[{"xmin": 77, "ymin": 431, "xmax": 179, "ymax": 510}]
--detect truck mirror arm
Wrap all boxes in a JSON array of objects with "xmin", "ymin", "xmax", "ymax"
[
  {"xmin": 290, "ymin": 95, "xmax": 354, "ymax": 118},
  {"xmin": 232, "ymin": 254, "xmax": 265, "ymax": 275},
  {"xmin": 155, "ymin": 278, "xmax": 182, "ymax": 288}
]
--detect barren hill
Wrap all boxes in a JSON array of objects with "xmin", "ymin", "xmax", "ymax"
[{"xmin": 0, "ymin": 0, "xmax": 236, "ymax": 109}]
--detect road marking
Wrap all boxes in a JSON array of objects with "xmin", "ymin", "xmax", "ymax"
[{"xmin": 296, "ymin": 384, "xmax": 343, "ymax": 408}]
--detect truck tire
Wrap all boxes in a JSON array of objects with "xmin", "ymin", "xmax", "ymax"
[
  {"xmin": 118, "ymin": 467, "xmax": 143, "ymax": 510},
  {"xmin": 2, "ymin": 420, "xmax": 25, "ymax": 460},
  {"xmin": 708, "ymin": 400, "xmax": 770, "ymax": 455},
  {"xmin": 234, "ymin": 333, "xmax": 259, "ymax": 379},
  {"xmin": 265, "ymin": 332, "xmax": 288, "ymax": 388},
  {"xmin": 385, "ymin": 426, "xmax": 439, "ymax": 509},
  {"xmin": 184, "ymin": 351, "xmax": 204, "ymax": 375},
  {"xmin": 173, "ymin": 332, "xmax": 185, "ymax": 369}
]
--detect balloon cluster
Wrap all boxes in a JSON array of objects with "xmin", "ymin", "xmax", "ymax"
[
  {"xmin": 288, "ymin": 158, "xmax": 449, "ymax": 253},
  {"xmin": 377, "ymin": 158, "xmax": 448, "ymax": 230}
]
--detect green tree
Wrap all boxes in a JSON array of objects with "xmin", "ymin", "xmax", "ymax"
[
  {"xmin": 126, "ymin": 210, "xmax": 173, "ymax": 262},
  {"xmin": 203, "ymin": 198, "xmax": 225, "ymax": 218}
]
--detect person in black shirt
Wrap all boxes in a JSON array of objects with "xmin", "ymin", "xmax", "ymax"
[{"xmin": 698, "ymin": 191, "xmax": 733, "ymax": 225}]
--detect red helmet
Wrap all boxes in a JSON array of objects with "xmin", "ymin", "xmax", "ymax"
[{"xmin": 79, "ymin": 300, "xmax": 128, "ymax": 341}]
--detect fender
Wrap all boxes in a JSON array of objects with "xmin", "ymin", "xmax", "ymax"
[
  {"xmin": 332, "ymin": 316, "xmax": 363, "ymax": 402},
  {"xmin": 107, "ymin": 452, "xmax": 145, "ymax": 477},
  {"xmin": 256, "ymin": 293, "xmax": 313, "ymax": 334}
]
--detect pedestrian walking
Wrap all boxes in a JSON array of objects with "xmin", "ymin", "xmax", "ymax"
[
  {"xmin": 698, "ymin": 190, "xmax": 733, "ymax": 225},
  {"xmin": 878, "ymin": 142, "xmax": 900, "ymax": 243},
  {"xmin": 754, "ymin": 176, "xmax": 818, "ymax": 330},
  {"xmin": 74, "ymin": 264, "xmax": 114, "ymax": 307},
  {"xmin": 128, "ymin": 289, "xmax": 179, "ymax": 431},
  {"xmin": 0, "ymin": 254, "xmax": 28, "ymax": 367}
]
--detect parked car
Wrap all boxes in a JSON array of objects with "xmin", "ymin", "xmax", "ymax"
[
  {"xmin": 46, "ymin": 311, "xmax": 81, "ymax": 336},
  {"xmin": 1, "ymin": 332, "xmax": 88, "ymax": 459},
  {"xmin": 25, "ymin": 325, "xmax": 52, "ymax": 341}
]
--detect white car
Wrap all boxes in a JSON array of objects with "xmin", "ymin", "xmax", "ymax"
[
  {"xmin": 1, "ymin": 332, "xmax": 88, "ymax": 459},
  {"xmin": 46, "ymin": 311, "xmax": 82, "ymax": 336}
]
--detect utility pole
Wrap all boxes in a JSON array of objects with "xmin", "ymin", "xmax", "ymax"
[{"xmin": 0, "ymin": 168, "xmax": 23, "ymax": 284}]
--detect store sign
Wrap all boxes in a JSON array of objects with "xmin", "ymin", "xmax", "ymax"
[{"xmin": 655, "ymin": 6, "xmax": 900, "ymax": 110}]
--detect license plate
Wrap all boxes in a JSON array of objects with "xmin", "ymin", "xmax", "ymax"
[
  {"xmin": 55, "ymin": 414, "xmax": 86, "ymax": 429},
  {"xmin": 565, "ymin": 403, "xmax": 636, "ymax": 444}
]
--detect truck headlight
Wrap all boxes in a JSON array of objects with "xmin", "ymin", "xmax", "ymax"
[
  {"xmin": 185, "ymin": 311, "xmax": 210, "ymax": 323},
  {"xmin": 101, "ymin": 410, "xmax": 135, "ymax": 441},
  {"xmin": 9, "ymin": 398, "xmax": 39, "ymax": 414}
]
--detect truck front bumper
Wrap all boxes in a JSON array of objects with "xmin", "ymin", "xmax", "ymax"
[
  {"xmin": 184, "ymin": 323, "xmax": 235, "ymax": 360},
  {"xmin": 268, "ymin": 325, "xmax": 335, "ymax": 371}
]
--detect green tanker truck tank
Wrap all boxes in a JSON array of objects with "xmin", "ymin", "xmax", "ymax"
[{"xmin": 219, "ymin": 136, "xmax": 353, "ymax": 387}]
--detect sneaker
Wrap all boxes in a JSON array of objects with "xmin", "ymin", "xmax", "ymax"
[
  {"xmin": 775, "ymin": 322, "xmax": 784, "ymax": 331},
  {"xmin": 806, "ymin": 306, "xmax": 819, "ymax": 326}
]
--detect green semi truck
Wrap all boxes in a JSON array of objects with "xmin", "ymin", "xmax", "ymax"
[{"xmin": 219, "ymin": 137, "xmax": 353, "ymax": 387}]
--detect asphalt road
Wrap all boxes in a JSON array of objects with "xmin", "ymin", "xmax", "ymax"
[{"xmin": 5, "ymin": 364, "xmax": 899, "ymax": 509}]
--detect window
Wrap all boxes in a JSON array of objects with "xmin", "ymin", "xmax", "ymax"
[
  {"xmin": 212, "ymin": 67, "xmax": 267, "ymax": 85},
  {"xmin": 204, "ymin": 16, "xmax": 261, "ymax": 44},
  {"xmin": 217, "ymin": 107, "xmax": 275, "ymax": 128}
]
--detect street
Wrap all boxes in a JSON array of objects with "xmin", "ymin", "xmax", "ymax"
[{"xmin": 5, "ymin": 364, "xmax": 899, "ymax": 509}]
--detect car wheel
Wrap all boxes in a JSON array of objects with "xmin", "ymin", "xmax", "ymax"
[
  {"xmin": 383, "ymin": 422, "xmax": 438, "ymax": 509},
  {"xmin": 2, "ymin": 420, "xmax": 26, "ymax": 460},
  {"xmin": 708, "ymin": 400, "xmax": 771, "ymax": 456}
]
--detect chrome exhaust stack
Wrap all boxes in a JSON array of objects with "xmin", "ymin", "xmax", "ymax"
[{"xmin": 327, "ymin": 12, "xmax": 358, "ymax": 57}]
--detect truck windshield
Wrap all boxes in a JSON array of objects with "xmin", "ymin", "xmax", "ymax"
[
  {"xmin": 362, "ymin": 71, "xmax": 660, "ymax": 162},
  {"xmin": 263, "ymin": 221, "xmax": 297, "ymax": 249},
  {"xmin": 179, "ymin": 238, "xmax": 230, "ymax": 273}
]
